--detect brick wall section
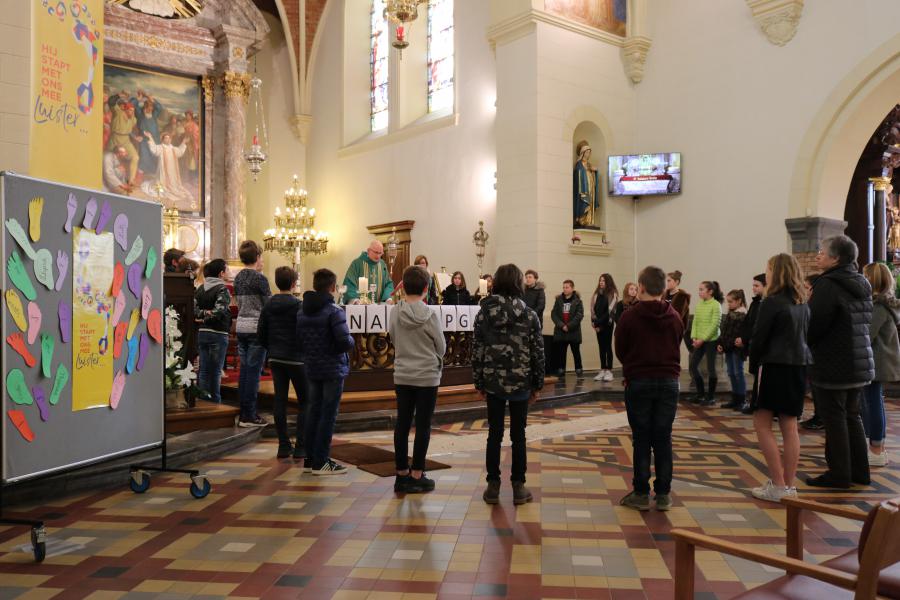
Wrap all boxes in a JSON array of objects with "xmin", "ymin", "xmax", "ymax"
[
  {"xmin": 305, "ymin": 0, "xmax": 328, "ymax": 68},
  {"xmin": 0, "ymin": 0, "xmax": 30, "ymax": 173},
  {"xmin": 281, "ymin": 0, "xmax": 301, "ymax": 69},
  {"xmin": 794, "ymin": 252, "xmax": 819, "ymax": 277}
]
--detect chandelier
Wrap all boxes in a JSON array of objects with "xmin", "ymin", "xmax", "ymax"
[
  {"xmin": 263, "ymin": 175, "xmax": 329, "ymax": 268},
  {"xmin": 245, "ymin": 75, "xmax": 268, "ymax": 181},
  {"xmin": 385, "ymin": 0, "xmax": 428, "ymax": 55}
]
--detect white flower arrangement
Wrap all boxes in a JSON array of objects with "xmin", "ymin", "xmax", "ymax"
[{"xmin": 164, "ymin": 305, "xmax": 196, "ymax": 391}]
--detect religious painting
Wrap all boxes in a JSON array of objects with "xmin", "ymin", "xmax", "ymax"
[
  {"xmin": 102, "ymin": 62, "xmax": 204, "ymax": 215},
  {"xmin": 544, "ymin": 0, "xmax": 626, "ymax": 36}
]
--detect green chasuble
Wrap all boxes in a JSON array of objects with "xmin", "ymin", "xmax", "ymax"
[{"xmin": 342, "ymin": 252, "xmax": 395, "ymax": 303}]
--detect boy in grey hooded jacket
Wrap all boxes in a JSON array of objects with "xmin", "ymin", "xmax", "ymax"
[{"xmin": 389, "ymin": 266, "xmax": 447, "ymax": 494}]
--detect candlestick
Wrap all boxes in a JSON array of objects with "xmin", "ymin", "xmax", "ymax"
[
  {"xmin": 359, "ymin": 277, "xmax": 369, "ymax": 297},
  {"xmin": 479, "ymin": 279, "xmax": 488, "ymax": 295}
]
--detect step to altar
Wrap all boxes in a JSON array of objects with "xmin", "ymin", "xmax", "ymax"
[{"xmin": 165, "ymin": 400, "xmax": 240, "ymax": 434}]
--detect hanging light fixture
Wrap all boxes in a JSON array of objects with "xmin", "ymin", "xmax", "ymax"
[
  {"xmin": 263, "ymin": 174, "xmax": 329, "ymax": 272},
  {"xmin": 245, "ymin": 67, "xmax": 269, "ymax": 181},
  {"xmin": 472, "ymin": 220, "xmax": 489, "ymax": 272},
  {"xmin": 385, "ymin": 0, "xmax": 427, "ymax": 57}
]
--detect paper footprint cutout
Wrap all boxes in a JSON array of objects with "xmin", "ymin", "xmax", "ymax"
[
  {"xmin": 58, "ymin": 300, "xmax": 72, "ymax": 343},
  {"xmin": 5, "ymin": 289, "xmax": 27, "ymax": 331},
  {"xmin": 147, "ymin": 309, "xmax": 162, "ymax": 343},
  {"xmin": 6, "ymin": 369, "xmax": 33, "ymax": 405},
  {"xmin": 49, "ymin": 364, "xmax": 69, "ymax": 406},
  {"xmin": 95, "ymin": 200, "xmax": 112, "ymax": 234},
  {"xmin": 40, "ymin": 334, "xmax": 54, "ymax": 378},
  {"xmin": 127, "ymin": 262, "xmax": 142, "ymax": 299},
  {"xmin": 33, "ymin": 248, "xmax": 54, "ymax": 290},
  {"xmin": 126, "ymin": 308, "xmax": 140, "ymax": 340},
  {"xmin": 33, "ymin": 386, "xmax": 49, "ymax": 422},
  {"xmin": 111, "ymin": 293, "xmax": 126, "ymax": 327},
  {"xmin": 110, "ymin": 370, "xmax": 126, "ymax": 409},
  {"xmin": 65, "ymin": 193, "xmax": 78, "ymax": 233},
  {"xmin": 55, "ymin": 250, "xmax": 69, "ymax": 291},
  {"xmin": 126, "ymin": 334, "xmax": 139, "ymax": 374},
  {"xmin": 136, "ymin": 333, "xmax": 150, "ymax": 371},
  {"xmin": 27, "ymin": 302, "xmax": 41, "ymax": 344},
  {"xmin": 6, "ymin": 332, "xmax": 36, "ymax": 367},
  {"xmin": 5, "ymin": 217, "xmax": 35, "ymax": 258},
  {"xmin": 114, "ymin": 213, "xmax": 129, "ymax": 250},
  {"xmin": 113, "ymin": 322, "xmax": 126, "ymax": 359},
  {"xmin": 8, "ymin": 250, "xmax": 36, "ymax": 301},
  {"xmin": 144, "ymin": 246, "xmax": 158, "ymax": 279},
  {"xmin": 125, "ymin": 235, "xmax": 144, "ymax": 266},
  {"xmin": 83, "ymin": 197, "xmax": 98, "ymax": 230},
  {"xmin": 8, "ymin": 410, "xmax": 34, "ymax": 442},
  {"xmin": 141, "ymin": 286, "xmax": 152, "ymax": 319},
  {"xmin": 111, "ymin": 262, "xmax": 125, "ymax": 297},
  {"xmin": 29, "ymin": 196, "xmax": 43, "ymax": 242}
]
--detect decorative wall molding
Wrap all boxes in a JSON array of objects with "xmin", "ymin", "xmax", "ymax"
[
  {"xmin": 487, "ymin": 9, "xmax": 625, "ymax": 51},
  {"xmin": 784, "ymin": 216, "xmax": 846, "ymax": 253},
  {"xmin": 746, "ymin": 0, "xmax": 804, "ymax": 46},
  {"xmin": 621, "ymin": 36, "xmax": 651, "ymax": 84},
  {"xmin": 291, "ymin": 113, "xmax": 313, "ymax": 144}
]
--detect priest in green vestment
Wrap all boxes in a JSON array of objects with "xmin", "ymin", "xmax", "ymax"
[{"xmin": 342, "ymin": 240, "xmax": 395, "ymax": 303}]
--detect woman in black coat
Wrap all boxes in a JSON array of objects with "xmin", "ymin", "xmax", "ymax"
[{"xmin": 442, "ymin": 271, "xmax": 472, "ymax": 305}]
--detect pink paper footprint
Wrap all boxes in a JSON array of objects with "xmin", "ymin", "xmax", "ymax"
[
  {"xmin": 110, "ymin": 370, "xmax": 126, "ymax": 410},
  {"xmin": 58, "ymin": 300, "xmax": 72, "ymax": 344},
  {"xmin": 136, "ymin": 333, "xmax": 150, "ymax": 371},
  {"xmin": 27, "ymin": 302, "xmax": 41, "ymax": 345},
  {"xmin": 33, "ymin": 386, "xmax": 49, "ymax": 422},
  {"xmin": 111, "ymin": 293, "xmax": 126, "ymax": 327}
]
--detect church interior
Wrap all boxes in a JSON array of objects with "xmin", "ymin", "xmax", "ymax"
[{"xmin": 2, "ymin": 0, "xmax": 900, "ymax": 598}]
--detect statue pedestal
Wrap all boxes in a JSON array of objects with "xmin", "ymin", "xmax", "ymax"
[{"xmin": 569, "ymin": 228, "xmax": 613, "ymax": 256}]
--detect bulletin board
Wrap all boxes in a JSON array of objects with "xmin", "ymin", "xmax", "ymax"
[{"xmin": 2, "ymin": 173, "xmax": 164, "ymax": 484}]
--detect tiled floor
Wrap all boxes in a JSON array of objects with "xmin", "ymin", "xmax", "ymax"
[{"xmin": 1, "ymin": 392, "xmax": 898, "ymax": 599}]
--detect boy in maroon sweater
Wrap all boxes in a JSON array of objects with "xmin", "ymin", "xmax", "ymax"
[{"xmin": 614, "ymin": 266, "xmax": 684, "ymax": 511}]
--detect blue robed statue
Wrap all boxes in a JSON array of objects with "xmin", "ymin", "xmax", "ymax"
[{"xmin": 573, "ymin": 140, "xmax": 600, "ymax": 228}]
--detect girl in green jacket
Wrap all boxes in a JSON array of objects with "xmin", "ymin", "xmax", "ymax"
[{"xmin": 689, "ymin": 281, "xmax": 723, "ymax": 406}]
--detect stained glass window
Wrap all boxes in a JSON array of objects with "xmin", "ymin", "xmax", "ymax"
[
  {"xmin": 370, "ymin": 0, "xmax": 389, "ymax": 131},
  {"xmin": 427, "ymin": 0, "xmax": 454, "ymax": 113}
]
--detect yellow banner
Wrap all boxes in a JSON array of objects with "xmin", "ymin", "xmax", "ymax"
[
  {"xmin": 72, "ymin": 228, "xmax": 114, "ymax": 411},
  {"xmin": 30, "ymin": 1, "xmax": 104, "ymax": 189}
]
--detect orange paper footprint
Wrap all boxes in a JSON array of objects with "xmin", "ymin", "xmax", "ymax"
[
  {"xmin": 111, "ymin": 262, "xmax": 125, "ymax": 297},
  {"xmin": 6, "ymin": 332, "xmax": 37, "ymax": 367},
  {"xmin": 8, "ymin": 409, "xmax": 34, "ymax": 442},
  {"xmin": 113, "ymin": 322, "xmax": 127, "ymax": 359}
]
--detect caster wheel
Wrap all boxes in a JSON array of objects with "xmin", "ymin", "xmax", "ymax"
[
  {"xmin": 130, "ymin": 471, "xmax": 150, "ymax": 494},
  {"xmin": 189, "ymin": 476, "xmax": 211, "ymax": 499},
  {"xmin": 31, "ymin": 527, "xmax": 46, "ymax": 563}
]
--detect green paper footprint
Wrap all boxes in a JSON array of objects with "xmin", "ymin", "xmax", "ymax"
[
  {"xmin": 6, "ymin": 369, "xmax": 33, "ymax": 405},
  {"xmin": 41, "ymin": 334, "xmax": 54, "ymax": 378},
  {"xmin": 144, "ymin": 246, "xmax": 157, "ymax": 279},
  {"xmin": 7, "ymin": 251, "xmax": 36, "ymax": 301},
  {"xmin": 49, "ymin": 364, "xmax": 69, "ymax": 406}
]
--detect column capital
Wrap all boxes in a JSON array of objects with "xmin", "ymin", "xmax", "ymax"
[
  {"xmin": 785, "ymin": 216, "xmax": 846, "ymax": 253},
  {"xmin": 222, "ymin": 71, "xmax": 251, "ymax": 100},
  {"xmin": 746, "ymin": 0, "xmax": 804, "ymax": 46},
  {"xmin": 869, "ymin": 176, "xmax": 892, "ymax": 192}
]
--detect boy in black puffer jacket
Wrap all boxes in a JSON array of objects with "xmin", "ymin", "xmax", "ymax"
[
  {"xmin": 258, "ymin": 266, "xmax": 306, "ymax": 459},
  {"xmin": 297, "ymin": 269, "xmax": 355, "ymax": 476}
]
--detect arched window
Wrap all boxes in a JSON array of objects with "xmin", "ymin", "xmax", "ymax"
[
  {"xmin": 370, "ymin": 0, "xmax": 389, "ymax": 131},
  {"xmin": 427, "ymin": 0, "xmax": 454, "ymax": 113}
]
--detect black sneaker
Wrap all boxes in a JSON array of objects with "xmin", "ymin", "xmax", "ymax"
[
  {"xmin": 292, "ymin": 445, "xmax": 306, "ymax": 460},
  {"xmin": 406, "ymin": 474, "xmax": 436, "ymax": 493},
  {"xmin": 277, "ymin": 443, "xmax": 293, "ymax": 458},
  {"xmin": 394, "ymin": 474, "xmax": 414, "ymax": 493},
  {"xmin": 699, "ymin": 397, "xmax": 716, "ymax": 407},
  {"xmin": 312, "ymin": 459, "xmax": 347, "ymax": 476},
  {"xmin": 801, "ymin": 416, "xmax": 824, "ymax": 431},
  {"xmin": 239, "ymin": 416, "xmax": 268, "ymax": 428},
  {"xmin": 740, "ymin": 402, "xmax": 754, "ymax": 414},
  {"xmin": 575, "ymin": 369, "xmax": 584, "ymax": 377}
]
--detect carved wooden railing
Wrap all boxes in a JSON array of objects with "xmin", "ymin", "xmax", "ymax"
[{"xmin": 350, "ymin": 332, "xmax": 474, "ymax": 371}]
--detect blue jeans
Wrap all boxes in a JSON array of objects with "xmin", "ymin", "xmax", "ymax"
[
  {"xmin": 724, "ymin": 351, "xmax": 746, "ymax": 396},
  {"xmin": 304, "ymin": 378, "xmax": 344, "ymax": 469},
  {"xmin": 624, "ymin": 378, "xmax": 679, "ymax": 495},
  {"xmin": 237, "ymin": 333, "xmax": 267, "ymax": 421},
  {"xmin": 197, "ymin": 331, "xmax": 229, "ymax": 403},
  {"xmin": 862, "ymin": 381, "xmax": 886, "ymax": 446}
]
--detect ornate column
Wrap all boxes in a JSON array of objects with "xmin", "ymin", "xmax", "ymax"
[
  {"xmin": 870, "ymin": 176, "xmax": 892, "ymax": 263},
  {"xmin": 785, "ymin": 216, "xmax": 847, "ymax": 274},
  {"xmin": 221, "ymin": 70, "xmax": 250, "ymax": 264}
]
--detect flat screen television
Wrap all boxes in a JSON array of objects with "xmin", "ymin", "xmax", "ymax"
[{"xmin": 608, "ymin": 152, "xmax": 681, "ymax": 196}]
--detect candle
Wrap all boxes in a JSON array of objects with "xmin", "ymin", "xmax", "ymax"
[
  {"xmin": 397, "ymin": 25, "xmax": 405, "ymax": 41},
  {"xmin": 479, "ymin": 279, "xmax": 488, "ymax": 295},
  {"xmin": 359, "ymin": 277, "xmax": 368, "ymax": 293}
]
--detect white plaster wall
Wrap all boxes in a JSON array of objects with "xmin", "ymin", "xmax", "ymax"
[
  {"xmin": 305, "ymin": 0, "xmax": 497, "ymax": 291},
  {"xmin": 0, "ymin": 0, "xmax": 31, "ymax": 174},
  {"xmin": 633, "ymin": 0, "xmax": 900, "ymax": 299},
  {"xmin": 247, "ymin": 11, "xmax": 306, "ymax": 283}
]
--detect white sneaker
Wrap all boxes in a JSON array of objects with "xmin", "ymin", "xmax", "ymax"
[
  {"xmin": 751, "ymin": 480, "xmax": 796, "ymax": 503},
  {"xmin": 869, "ymin": 450, "xmax": 889, "ymax": 467},
  {"xmin": 594, "ymin": 372, "xmax": 605, "ymax": 381},
  {"xmin": 603, "ymin": 370, "xmax": 614, "ymax": 382}
]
